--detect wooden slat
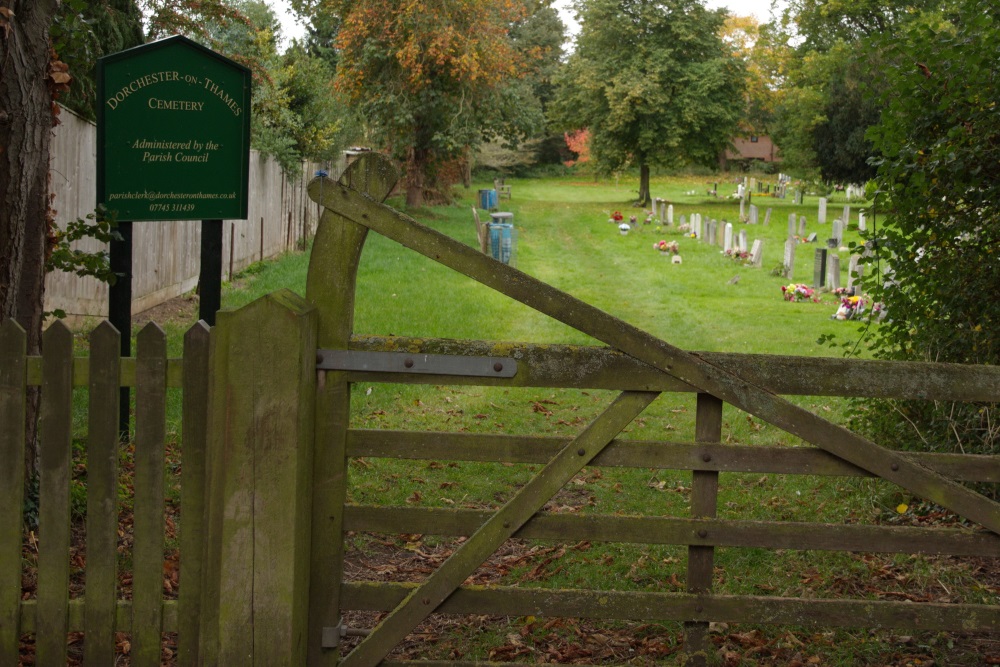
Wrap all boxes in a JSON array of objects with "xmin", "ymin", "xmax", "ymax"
[
  {"xmin": 347, "ymin": 430, "xmax": 1000, "ymax": 483},
  {"xmin": 35, "ymin": 321, "xmax": 74, "ymax": 667},
  {"xmin": 685, "ymin": 394, "xmax": 723, "ymax": 663},
  {"xmin": 131, "ymin": 324, "xmax": 168, "ymax": 667},
  {"xmin": 0, "ymin": 320, "xmax": 27, "ymax": 664},
  {"xmin": 340, "ymin": 581, "xmax": 1000, "ymax": 633},
  {"xmin": 26, "ymin": 356, "xmax": 184, "ymax": 388},
  {"xmin": 177, "ymin": 322, "xmax": 211, "ymax": 666},
  {"xmin": 341, "ymin": 392, "xmax": 659, "ymax": 666},
  {"xmin": 346, "ymin": 335, "xmax": 1000, "ymax": 402},
  {"xmin": 84, "ymin": 322, "xmax": 121, "ymax": 665},
  {"xmin": 20, "ymin": 598, "xmax": 179, "ymax": 633},
  {"xmin": 305, "ymin": 155, "xmax": 398, "ymax": 667},
  {"xmin": 343, "ymin": 506, "xmax": 1000, "ymax": 557},
  {"xmin": 310, "ymin": 178, "xmax": 1000, "ymax": 534}
]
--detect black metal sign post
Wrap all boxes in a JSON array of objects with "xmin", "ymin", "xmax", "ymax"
[
  {"xmin": 98, "ymin": 36, "xmax": 251, "ymax": 438},
  {"xmin": 199, "ymin": 219, "xmax": 223, "ymax": 325}
]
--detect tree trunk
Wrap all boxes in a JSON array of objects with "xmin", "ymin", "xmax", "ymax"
[
  {"xmin": 0, "ymin": 0, "xmax": 62, "ymax": 479},
  {"xmin": 637, "ymin": 162, "xmax": 651, "ymax": 207},
  {"xmin": 405, "ymin": 146, "xmax": 430, "ymax": 207}
]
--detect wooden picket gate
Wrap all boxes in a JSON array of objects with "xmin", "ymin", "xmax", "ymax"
[{"xmin": 1, "ymin": 152, "xmax": 999, "ymax": 666}]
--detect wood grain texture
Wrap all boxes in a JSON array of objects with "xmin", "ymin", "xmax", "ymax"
[
  {"xmin": 84, "ymin": 322, "xmax": 121, "ymax": 665},
  {"xmin": 131, "ymin": 323, "xmax": 168, "ymax": 667},
  {"xmin": 0, "ymin": 320, "xmax": 26, "ymax": 664},
  {"xmin": 35, "ymin": 322, "xmax": 74, "ymax": 667}
]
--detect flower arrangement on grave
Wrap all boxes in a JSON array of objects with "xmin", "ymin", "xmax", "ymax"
[
  {"xmin": 725, "ymin": 248, "xmax": 751, "ymax": 263},
  {"xmin": 832, "ymin": 295, "xmax": 865, "ymax": 320},
  {"xmin": 781, "ymin": 283, "xmax": 818, "ymax": 302},
  {"xmin": 618, "ymin": 222, "xmax": 631, "ymax": 235},
  {"xmin": 609, "ymin": 211, "xmax": 624, "ymax": 224},
  {"xmin": 645, "ymin": 211, "xmax": 655, "ymax": 224},
  {"xmin": 678, "ymin": 223, "xmax": 691, "ymax": 234},
  {"xmin": 629, "ymin": 214, "xmax": 638, "ymax": 226},
  {"xmin": 654, "ymin": 240, "xmax": 679, "ymax": 254}
]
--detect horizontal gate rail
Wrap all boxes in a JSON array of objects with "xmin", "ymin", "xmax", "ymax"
[
  {"xmin": 346, "ymin": 429, "xmax": 1000, "ymax": 482},
  {"xmin": 341, "ymin": 582, "xmax": 1000, "ymax": 633},
  {"xmin": 344, "ymin": 505, "xmax": 1000, "ymax": 557}
]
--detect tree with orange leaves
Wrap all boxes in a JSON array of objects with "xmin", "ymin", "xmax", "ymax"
[{"xmin": 334, "ymin": 0, "xmax": 541, "ymax": 206}]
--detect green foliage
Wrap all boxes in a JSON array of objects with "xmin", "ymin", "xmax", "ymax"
[
  {"xmin": 853, "ymin": 2, "xmax": 1000, "ymax": 458},
  {"xmin": 46, "ymin": 206, "xmax": 122, "ymax": 318},
  {"xmin": 551, "ymin": 0, "xmax": 745, "ymax": 203}
]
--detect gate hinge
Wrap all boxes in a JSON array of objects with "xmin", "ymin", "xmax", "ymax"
[
  {"xmin": 322, "ymin": 619, "xmax": 371, "ymax": 648},
  {"xmin": 316, "ymin": 349, "xmax": 517, "ymax": 378}
]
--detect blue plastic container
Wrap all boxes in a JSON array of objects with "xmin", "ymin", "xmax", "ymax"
[
  {"xmin": 488, "ymin": 223, "xmax": 514, "ymax": 265},
  {"xmin": 478, "ymin": 188, "xmax": 498, "ymax": 210}
]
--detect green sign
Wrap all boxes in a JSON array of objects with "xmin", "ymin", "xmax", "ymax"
[{"xmin": 98, "ymin": 35, "xmax": 251, "ymax": 221}]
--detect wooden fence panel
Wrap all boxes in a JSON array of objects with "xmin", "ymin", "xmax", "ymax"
[
  {"xmin": 84, "ymin": 322, "xmax": 121, "ymax": 664},
  {"xmin": 131, "ymin": 324, "xmax": 168, "ymax": 667},
  {"xmin": 35, "ymin": 322, "xmax": 74, "ymax": 667},
  {"xmin": 178, "ymin": 321, "xmax": 211, "ymax": 666},
  {"xmin": 0, "ymin": 321, "xmax": 26, "ymax": 664}
]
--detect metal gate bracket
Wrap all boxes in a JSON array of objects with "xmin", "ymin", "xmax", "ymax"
[{"xmin": 316, "ymin": 349, "xmax": 517, "ymax": 378}]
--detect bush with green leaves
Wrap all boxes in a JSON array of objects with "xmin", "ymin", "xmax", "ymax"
[{"xmin": 853, "ymin": 3, "xmax": 1000, "ymax": 459}]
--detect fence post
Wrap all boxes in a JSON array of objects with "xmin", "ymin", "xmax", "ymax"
[
  {"xmin": 683, "ymin": 393, "xmax": 723, "ymax": 665},
  {"xmin": 199, "ymin": 289, "xmax": 317, "ymax": 665}
]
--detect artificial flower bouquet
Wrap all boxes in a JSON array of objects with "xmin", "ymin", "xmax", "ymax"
[
  {"xmin": 654, "ymin": 240, "xmax": 679, "ymax": 254},
  {"xmin": 781, "ymin": 283, "xmax": 817, "ymax": 302}
]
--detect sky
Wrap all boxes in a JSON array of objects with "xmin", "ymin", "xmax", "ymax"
[{"xmin": 266, "ymin": 0, "xmax": 784, "ymax": 50}]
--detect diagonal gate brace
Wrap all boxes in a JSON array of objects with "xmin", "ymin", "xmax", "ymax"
[
  {"xmin": 308, "ymin": 175, "xmax": 1000, "ymax": 537},
  {"xmin": 339, "ymin": 391, "xmax": 659, "ymax": 666}
]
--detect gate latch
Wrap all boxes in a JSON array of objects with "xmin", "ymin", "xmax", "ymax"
[{"xmin": 317, "ymin": 349, "xmax": 517, "ymax": 378}]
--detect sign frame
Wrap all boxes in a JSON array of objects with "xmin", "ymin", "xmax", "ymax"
[{"xmin": 97, "ymin": 35, "xmax": 252, "ymax": 222}]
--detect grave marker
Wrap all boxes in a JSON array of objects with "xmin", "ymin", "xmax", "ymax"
[
  {"xmin": 828, "ymin": 254, "xmax": 841, "ymax": 290},
  {"xmin": 798, "ymin": 216, "xmax": 807, "ymax": 236},
  {"xmin": 832, "ymin": 219, "xmax": 844, "ymax": 246},
  {"xmin": 858, "ymin": 211, "xmax": 867, "ymax": 232},
  {"xmin": 783, "ymin": 239, "xmax": 796, "ymax": 279},
  {"xmin": 818, "ymin": 197, "xmax": 828, "ymax": 224},
  {"xmin": 750, "ymin": 239, "xmax": 763, "ymax": 267},
  {"xmin": 724, "ymin": 223, "xmax": 734, "ymax": 251},
  {"xmin": 842, "ymin": 205, "xmax": 851, "ymax": 227},
  {"xmin": 764, "ymin": 207, "xmax": 772, "ymax": 225},
  {"xmin": 848, "ymin": 254, "xmax": 864, "ymax": 292},
  {"xmin": 813, "ymin": 248, "xmax": 828, "ymax": 288},
  {"xmin": 738, "ymin": 229, "xmax": 747, "ymax": 253},
  {"xmin": 788, "ymin": 213, "xmax": 797, "ymax": 239},
  {"xmin": 749, "ymin": 204, "xmax": 758, "ymax": 225},
  {"xmin": 667, "ymin": 204, "xmax": 674, "ymax": 225}
]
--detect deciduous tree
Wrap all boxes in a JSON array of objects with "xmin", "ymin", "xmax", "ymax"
[
  {"xmin": 334, "ymin": 0, "xmax": 535, "ymax": 206},
  {"xmin": 552, "ymin": 0, "xmax": 744, "ymax": 206}
]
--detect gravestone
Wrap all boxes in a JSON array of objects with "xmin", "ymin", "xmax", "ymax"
[
  {"xmin": 679, "ymin": 214, "xmax": 687, "ymax": 228},
  {"xmin": 818, "ymin": 198, "xmax": 828, "ymax": 223},
  {"xmin": 828, "ymin": 254, "xmax": 841, "ymax": 290},
  {"xmin": 858, "ymin": 212, "xmax": 867, "ymax": 232},
  {"xmin": 795, "ymin": 189, "xmax": 804, "ymax": 205},
  {"xmin": 788, "ymin": 213, "xmax": 797, "ymax": 239},
  {"xmin": 694, "ymin": 214, "xmax": 702, "ymax": 239},
  {"xmin": 724, "ymin": 223, "xmax": 734, "ymax": 251},
  {"xmin": 807, "ymin": 232, "xmax": 818, "ymax": 243},
  {"xmin": 750, "ymin": 239, "xmax": 763, "ymax": 268},
  {"xmin": 739, "ymin": 197, "xmax": 746, "ymax": 221},
  {"xmin": 842, "ymin": 205, "xmax": 851, "ymax": 227},
  {"xmin": 799, "ymin": 216, "xmax": 807, "ymax": 236},
  {"xmin": 764, "ymin": 207, "xmax": 772, "ymax": 225},
  {"xmin": 667, "ymin": 204, "xmax": 674, "ymax": 226},
  {"xmin": 749, "ymin": 204, "xmax": 759, "ymax": 225},
  {"xmin": 813, "ymin": 248, "xmax": 828, "ymax": 288},
  {"xmin": 783, "ymin": 239, "xmax": 796, "ymax": 279},
  {"xmin": 848, "ymin": 254, "xmax": 864, "ymax": 291},
  {"xmin": 716, "ymin": 220, "xmax": 726, "ymax": 246},
  {"xmin": 705, "ymin": 220, "xmax": 716, "ymax": 244},
  {"xmin": 832, "ymin": 219, "xmax": 844, "ymax": 246},
  {"xmin": 738, "ymin": 229, "xmax": 748, "ymax": 253}
]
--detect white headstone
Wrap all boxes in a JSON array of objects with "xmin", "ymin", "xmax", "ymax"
[
  {"xmin": 818, "ymin": 197, "xmax": 828, "ymax": 224},
  {"xmin": 738, "ymin": 229, "xmax": 748, "ymax": 253},
  {"xmin": 788, "ymin": 213, "xmax": 797, "ymax": 239},
  {"xmin": 724, "ymin": 223, "xmax": 734, "ymax": 252},
  {"xmin": 848, "ymin": 254, "xmax": 864, "ymax": 290},
  {"xmin": 858, "ymin": 211, "xmax": 867, "ymax": 232},
  {"xmin": 739, "ymin": 197, "xmax": 746, "ymax": 220},
  {"xmin": 828, "ymin": 254, "xmax": 841, "ymax": 290},
  {"xmin": 749, "ymin": 204, "xmax": 759, "ymax": 225},
  {"xmin": 750, "ymin": 239, "xmax": 763, "ymax": 267},
  {"xmin": 764, "ymin": 208, "xmax": 772, "ymax": 225},
  {"xmin": 672, "ymin": 255, "xmax": 682, "ymax": 264},
  {"xmin": 799, "ymin": 216, "xmax": 807, "ymax": 236},
  {"xmin": 783, "ymin": 239, "xmax": 796, "ymax": 279},
  {"xmin": 667, "ymin": 204, "xmax": 674, "ymax": 226},
  {"xmin": 842, "ymin": 205, "xmax": 851, "ymax": 227},
  {"xmin": 832, "ymin": 219, "xmax": 844, "ymax": 245}
]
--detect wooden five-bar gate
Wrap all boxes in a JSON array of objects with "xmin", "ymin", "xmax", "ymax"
[{"xmin": 2, "ymin": 153, "xmax": 999, "ymax": 665}]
